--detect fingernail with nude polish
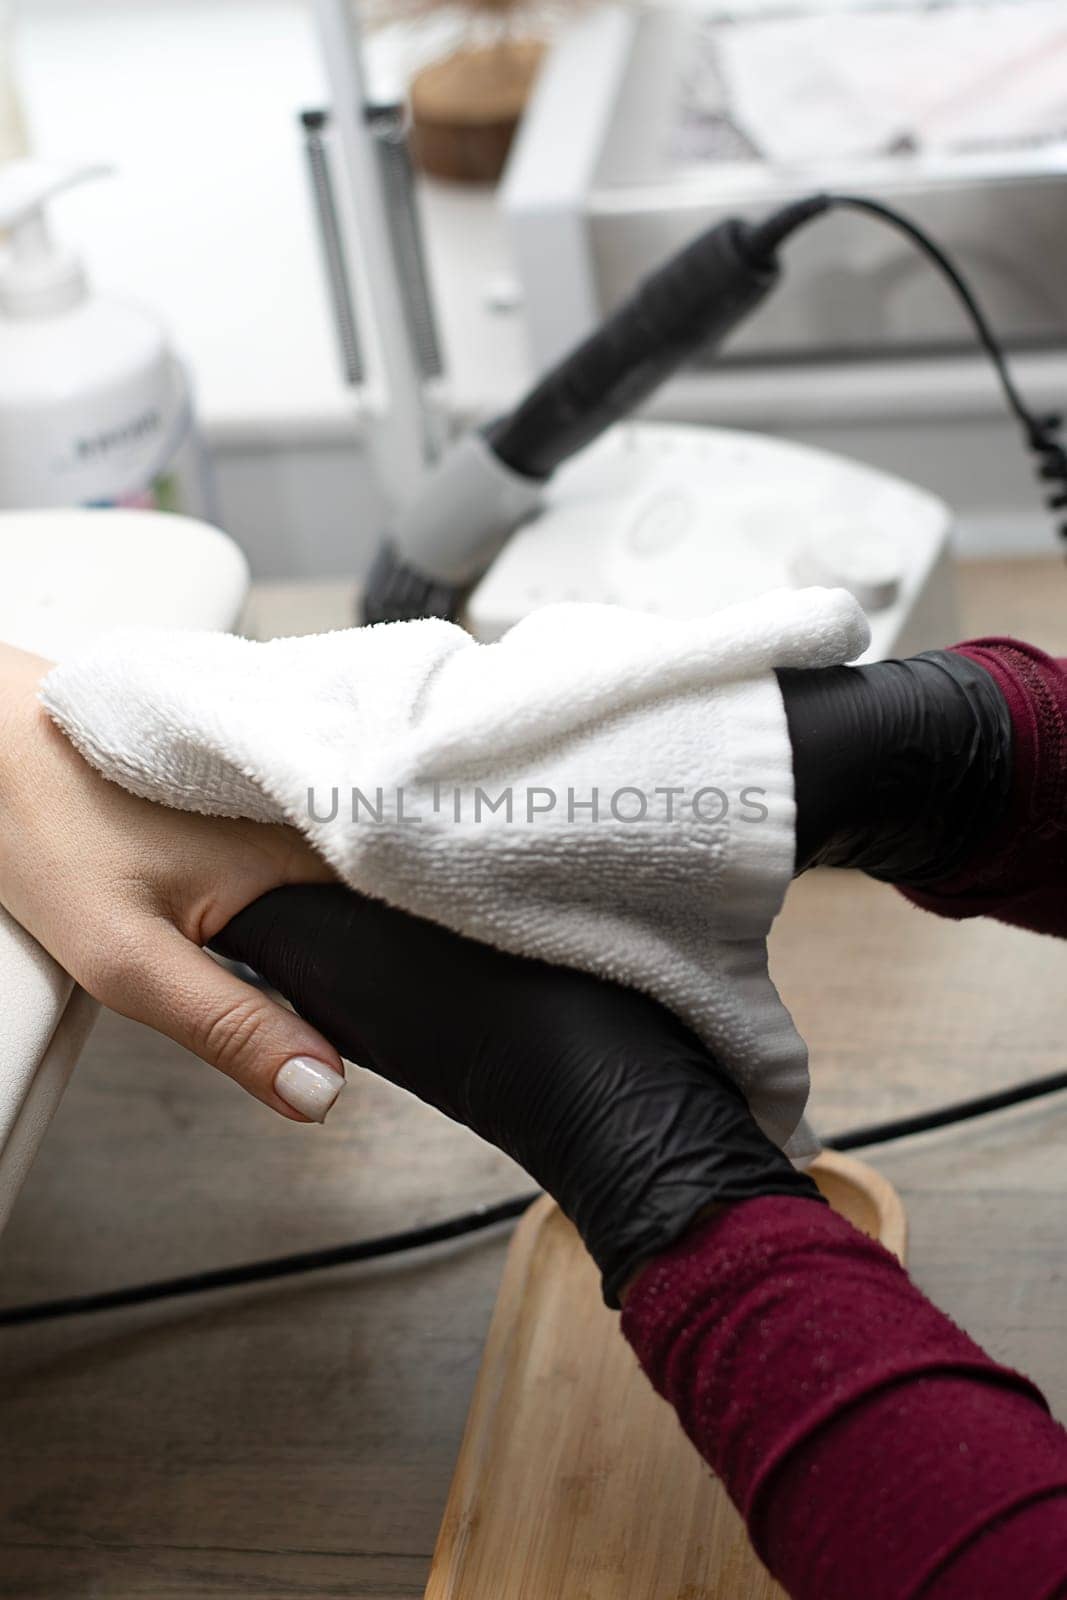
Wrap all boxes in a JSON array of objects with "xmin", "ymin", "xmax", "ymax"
[{"xmin": 275, "ymin": 1057, "xmax": 346, "ymax": 1123}]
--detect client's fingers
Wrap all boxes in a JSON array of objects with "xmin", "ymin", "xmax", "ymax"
[{"xmin": 97, "ymin": 917, "xmax": 347, "ymax": 1122}]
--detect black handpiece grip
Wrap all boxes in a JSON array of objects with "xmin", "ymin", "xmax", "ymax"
[{"xmin": 486, "ymin": 218, "xmax": 779, "ymax": 481}]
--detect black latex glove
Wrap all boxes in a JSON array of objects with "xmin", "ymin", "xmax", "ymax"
[
  {"xmin": 212, "ymin": 887, "xmax": 821, "ymax": 1307},
  {"xmin": 778, "ymin": 649, "xmax": 1014, "ymax": 883}
]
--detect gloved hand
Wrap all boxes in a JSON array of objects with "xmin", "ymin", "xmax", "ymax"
[
  {"xmin": 211, "ymin": 886, "xmax": 822, "ymax": 1307},
  {"xmin": 778, "ymin": 649, "xmax": 1013, "ymax": 883}
]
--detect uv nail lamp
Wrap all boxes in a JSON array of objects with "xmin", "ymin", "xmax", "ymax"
[
  {"xmin": 465, "ymin": 421, "xmax": 959, "ymax": 662},
  {"xmin": 0, "ymin": 510, "xmax": 249, "ymax": 1237}
]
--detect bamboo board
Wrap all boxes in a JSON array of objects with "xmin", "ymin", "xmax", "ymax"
[{"xmin": 426, "ymin": 1152, "xmax": 907, "ymax": 1599}]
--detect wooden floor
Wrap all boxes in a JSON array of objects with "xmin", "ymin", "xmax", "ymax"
[{"xmin": 2, "ymin": 558, "xmax": 1067, "ymax": 1599}]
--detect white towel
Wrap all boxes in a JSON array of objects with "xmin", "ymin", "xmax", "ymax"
[{"xmin": 41, "ymin": 587, "xmax": 870, "ymax": 1158}]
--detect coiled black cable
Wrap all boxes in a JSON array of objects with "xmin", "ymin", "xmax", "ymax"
[{"xmin": 809, "ymin": 193, "xmax": 1067, "ymax": 547}]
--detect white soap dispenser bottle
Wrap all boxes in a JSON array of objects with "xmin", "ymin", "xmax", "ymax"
[{"xmin": 0, "ymin": 161, "xmax": 209, "ymax": 513}]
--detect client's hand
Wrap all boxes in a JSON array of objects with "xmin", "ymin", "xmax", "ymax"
[
  {"xmin": 0, "ymin": 643, "xmax": 345, "ymax": 1122},
  {"xmin": 212, "ymin": 885, "xmax": 822, "ymax": 1304}
]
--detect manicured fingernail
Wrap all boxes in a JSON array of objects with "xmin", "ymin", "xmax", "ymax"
[{"xmin": 275, "ymin": 1057, "xmax": 346, "ymax": 1123}]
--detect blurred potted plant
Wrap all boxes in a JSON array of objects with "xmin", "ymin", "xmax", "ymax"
[{"xmin": 362, "ymin": 1, "xmax": 571, "ymax": 183}]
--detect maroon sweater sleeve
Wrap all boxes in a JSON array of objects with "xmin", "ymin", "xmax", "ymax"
[
  {"xmin": 899, "ymin": 640, "xmax": 1067, "ymax": 938},
  {"xmin": 622, "ymin": 1196, "xmax": 1067, "ymax": 1599}
]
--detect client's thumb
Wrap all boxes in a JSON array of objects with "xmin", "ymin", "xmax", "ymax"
[{"xmin": 106, "ymin": 917, "xmax": 347, "ymax": 1122}]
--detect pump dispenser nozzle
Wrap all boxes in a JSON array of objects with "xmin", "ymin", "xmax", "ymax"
[{"xmin": 0, "ymin": 160, "xmax": 112, "ymax": 317}]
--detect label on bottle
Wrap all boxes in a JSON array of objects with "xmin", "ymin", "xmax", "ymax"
[{"xmin": 83, "ymin": 395, "xmax": 212, "ymax": 521}]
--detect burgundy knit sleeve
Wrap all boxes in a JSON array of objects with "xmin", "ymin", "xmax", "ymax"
[
  {"xmin": 621, "ymin": 1196, "xmax": 1067, "ymax": 1599},
  {"xmin": 899, "ymin": 640, "xmax": 1067, "ymax": 938}
]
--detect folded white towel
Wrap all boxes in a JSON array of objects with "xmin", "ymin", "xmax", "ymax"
[{"xmin": 41, "ymin": 587, "xmax": 870, "ymax": 1157}]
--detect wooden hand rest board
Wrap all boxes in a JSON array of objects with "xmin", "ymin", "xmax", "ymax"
[{"xmin": 426, "ymin": 1152, "xmax": 907, "ymax": 1599}]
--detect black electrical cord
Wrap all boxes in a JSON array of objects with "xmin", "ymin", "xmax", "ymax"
[
  {"xmin": 824, "ymin": 1069, "xmax": 1067, "ymax": 1152},
  {"xmin": 787, "ymin": 192, "xmax": 1067, "ymax": 546},
  {"xmin": 0, "ymin": 1193, "xmax": 539, "ymax": 1328},
  {"xmin": 4, "ymin": 1070, "xmax": 1067, "ymax": 1327},
  {"xmin": 740, "ymin": 190, "xmax": 1067, "ymax": 548}
]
